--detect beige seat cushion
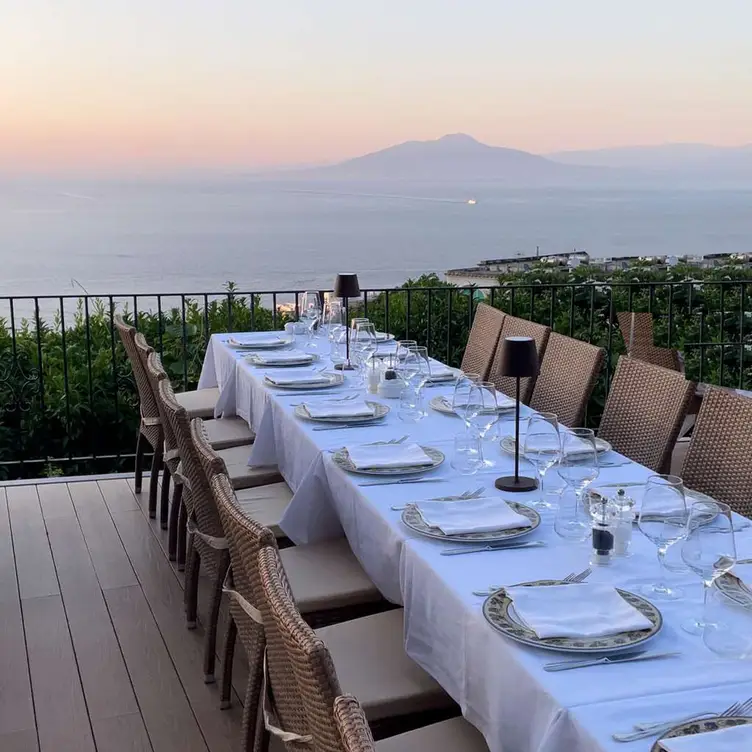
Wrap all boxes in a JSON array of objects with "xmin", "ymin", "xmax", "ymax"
[
  {"xmin": 317, "ymin": 609, "xmax": 453, "ymax": 722},
  {"xmin": 282, "ymin": 538, "xmax": 381, "ymax": 613},
  {"xmin": 175, "ymin": 387, "xmax": 219, "ymax": 419},
  {"xmin": 217, "ymin": 444, "xmax": 282, "ymax": 489},
  {"xmin": 235, "ymin": 481, "xmax": 293, "ymax": 538},
  {"xmin": 203, "ymin": 416, "xmax": 255, "ymax": 450},
  {"xmin": 376, "ymin": 717, "xmax": 488, "ymax": 752}
]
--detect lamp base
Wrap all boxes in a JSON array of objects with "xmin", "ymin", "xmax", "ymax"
[
  {"xmin": 494, "ymin": 475, "xmax": 538, "ymax": 493},
  {"xmin": 334, "ymin": 362, "xmax": 355, "ymax": 371}
]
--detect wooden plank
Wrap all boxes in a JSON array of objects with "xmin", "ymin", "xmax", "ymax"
[
  {"xmin": 104, "ymin": 585, "xmax": 208, "ymax": 752},
  {"xmin": 125, "ymin": 477, "xmax": 174, "ymax": 564},
  {"xmin": 6, "ymin": 485, "xmax": 58, "ymax": 600},
  {"xmin": 38, "ymin": 485, "xmax": 140, "ymax": 722},
  {"xmin": 23, "ymin": 594, "xmax": 96, "ymax": 752},
  {"xmin": 68, "ymin": 482, "xmax": 138, "ymax": 591},
  {"xmin": 92, "ymin": 713, "xmax": 152, "ymax": 752},
  {"xmin": 99, "ymin": 478, "xmax": 141, "ymax": 514},
  {"xmin": 0, "ymin": 730, "xmax": 39, "ymax": 752},
  {"xmin": 0, "ymin": 489, "xmax": 36, "ymax": 738},
  {"xmin": 36, "ymin": 482, "xmax": 75, "ymax": 521},
  {"xmin": 109, "ymin": 505, "xmax": 244, "ymax": 751}
]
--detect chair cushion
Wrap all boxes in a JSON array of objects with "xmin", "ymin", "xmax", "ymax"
[
  {"xmin": 376, "ymin": 717, "xmax": 488, "ymax": 752},
  {"xmin": 203, "ymin": 416, "xmax": 255, "ymax": 450},
  {"xmin": 216, "ymin": 444, "xmax": 283, "ymax": 489},
  {"xmin": 282, "ymin": 538, "xmax": 381, "ymax": 613},
  {"xmin": 235, "ymin": 481, "xmax": 293, "ymax": 538},
  {"xmin": 175, "ymin": 387, "xmax": 220, "ymax": 419},
  {"xmin": 317, "ymin": 609, "xmax": 453, "ymax": 722}
]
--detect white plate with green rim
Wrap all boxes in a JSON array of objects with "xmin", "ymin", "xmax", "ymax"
[
  {"xmin": 264, "ymin": 371, "xmax": 344, "ymax": 391},
  {"xmin": 332, "ymin": 445, "xmax": 444, "ymax": 476},
  {"xmin": 652, "ymin": 717, "xmax": 752, "ymax": 752},
  {"xmin": 501, "ymin": 435, "xmax": 612, "ymax": 456},
  {"xmin": 430, "ymin": 395, "xmax": 516, "ymax": 416},
  {"xmin": 294, "ymin": 401, "xmax": 389, "ymax": 424},
  {"xmin": 246, "ymin": 352, "xmax": 318, "ymax": 367},
  {"xmin": 227, "ymin": 336, "xmax": 290, "ymax": 350}
]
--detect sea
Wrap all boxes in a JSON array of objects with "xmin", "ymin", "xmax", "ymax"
[{"xmin": 1, "ymin": 176, "xmax": 751, "ymax": 308}]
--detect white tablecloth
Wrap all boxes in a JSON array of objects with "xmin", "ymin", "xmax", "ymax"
[{"xmin": 199, "ymin": 333, "xmax": 752, "ymax": 752}]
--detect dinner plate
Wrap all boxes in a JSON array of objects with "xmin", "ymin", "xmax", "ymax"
[
  {"xmin": 332, "ymin": 445, "xmax": 444, "ymax": 476},
  {"xmin": 500, "ymin": 435, "xmax": 612, "ymax": 456},
  {"xmin": 425, "ymin": 367, "xmax": 462, "ymax": 384},
  {"xmin": 482, "ymin": 580, "xmax": 662, "ymax": 654},
  {"xmin": 294, "ymin": 401, "xmax": 390, "ymax": 424},
  {"xmin": 401, "ymin": 500, "xmax": 540, "ymax": 543},
  {"xmin": 430, "ymin": 395, "xmax": 516, "ymax": 416},
  {"xmin": 263, "ymin": 371, "xmax": 344, "ymax": 390},
  {"xmin": 246, "ymin": 353, "xmax": 318, "ymax": 367},
  {"xmin": 652, "ymin": 717, "xmax": 752, "ymax": 752},
  {"xmin": 227, "ymin": 336, "xmax": 290, "ymax": 350},
  {"xmin": 352, "ymin": 331, "xmax": 395, "ymax": 342}
]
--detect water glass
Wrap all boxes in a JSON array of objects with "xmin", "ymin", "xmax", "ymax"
[
  {"xmin": 407, "ymin": 346, "xmax": 431, "ymax": 390},
  {"xmin": 451, "ymin": 433, "xmax": 482, "ymax": 475},
  {"xmin": 637, "ymin": 474, "xmax": 688, "ymax": 600},
  {"xmin": 398, "ymin": 386, "xmax": 424, "ymax": 423},
  {"xmin": 353, "ymin": 321, "xmax": 378, "ymax": 373},
  {"xmin": 323, "ymin": 298, "xmax": 344, "ymax": 339},
  {"xmin": 466, "ymin": 382, "xmax": 499, "ymax": 467},
  {"xmin": 681, "ymin": 501, "xmax": 736, "ymax": 634},
  {"xmin": 523, "ymin": 413, "xmax": 561, "ymax": 509},
  {"xmin": 553, "ymin": 488, "xmax": 591, "ymax": 541},
  {"xmin": 703, "ymin": 584, "xmax": 752, "ymax": 659},
  {"xmin": 396, "ymin": 340, "xmax": 417, "ymax": 361},
  {"xmin": 556, "ymin": 428, "xmax": 599, "ymax": 514}
]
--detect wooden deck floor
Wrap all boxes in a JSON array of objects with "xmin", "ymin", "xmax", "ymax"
[{"xmin": 0, "ymin": 476, "xmax": 251, "ymax": 752}]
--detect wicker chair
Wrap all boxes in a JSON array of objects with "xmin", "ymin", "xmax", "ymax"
[
  {"xmin": 113, "ymin": 315, "xmax": 164, "ymax": 518},
  {"xmin": 256, "ymin": 545, "xmax": 454, "ymax": 752},
  {"xmin": 529, "ymin": 332, "xmax": 605, "ymax": 427},
  {"xmin": 209, "ymin": 474, "xmax": 383, "ymax": 743},
  {"xmin": 616, "ymin": 311, "xmax": 682, "ymax": 372},
  {"xmin": 334, "ymin": 694, "xmax": 488, "ymax": 752},
  {"xmin": 598, "ymin": 356, "xmax": 695, "ymax": 474},
  {"xmin": 681, "ymin": 387, "xmax": 752, "ymax": 518},
  {"xmin": 488, "ymin": 315, "xmax": 551, "ymax": 403},
  {"xmin": 460, "ymin": 303, "xmax": 505, "ymax": 380}
]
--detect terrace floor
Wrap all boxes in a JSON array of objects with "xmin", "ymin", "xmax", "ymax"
[{"xmin": 0, "ymin": 475, "xmax": 260, "ymax": 752}]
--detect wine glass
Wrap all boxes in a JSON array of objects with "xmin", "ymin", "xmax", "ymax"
[
  {"xmin": 555, "ymin": 428, "xmax": 599, "ymax": 539},
  {"xmin": 396, "ymin": 340, "xmax": 417, "ymax": 361},
  {"xmin": 523, "ymin": 413, "xmax": 561, "ymax": 509},
  {"xmin": 407, "ymin": 346, "xmax": 431, "ymax": 390},
  {"xmin": 681, "ymin": 500, "xmax": 736, "ymax": 634},
  {"xmin": 451, "ymin": 372, "xmax": 481, "ymax": 429},
  {"xmin": 353, "ymin": 322, "xmax": 378, "ymax": 376},
  {"xmin": 637, "ymin": 474, "xmax": 688, "ymax": 600},
  {"xmin": 466, "ymin": 381, "xmax": 499, "ymax": 467}
]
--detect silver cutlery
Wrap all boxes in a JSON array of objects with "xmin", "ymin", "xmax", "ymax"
[
  {"xmin": 545, "ymin": 650, "xmax": 680, "ymax": 673},
  {"xmin": 328, "ymin": 436, "xmax": 408, "ymax": 453},
  {"xmin": 473, "ymin": 567, "xmax": 592, "ymax": 597},
  {"xmin": 290, "ymin": 394, "xmax": 360, "ymax": 406},
  {"xmin": 597, "ymin": 460, "xmax": 634, "ymax": 468},
  {"xmin": 440, "ymin": 540, "xmax": 546, "ymax": 556},
  {"xmin": 313, "ymin": 422, "xmax": 387, "ymax": 431},
  {"xmin": 613, "ymin": 695, "xmax": 752, "ymax": 743},
  {"xmin": 737, "ymin": 558, "xmax": 752, "ymax": 564},
  {"xmin": 391, "ymin": 486, "xmax": 485, "ymax": 511},
  {"xmin": 358, "ymin": 478, "xmax": 448, "ymax": 487}
]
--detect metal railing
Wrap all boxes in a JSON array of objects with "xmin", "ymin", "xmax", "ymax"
[{"xmin": 1, "ymin": 280, "xmax": 750, "ymax": 479}]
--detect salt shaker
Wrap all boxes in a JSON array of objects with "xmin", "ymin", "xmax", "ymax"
[
  {"xmin": 612, "ymin": 488, "xmax": 635, "ymax": 557},
  {"xmin": 591, "ymin": 497, "xmax": 616, "ymax": 567}
]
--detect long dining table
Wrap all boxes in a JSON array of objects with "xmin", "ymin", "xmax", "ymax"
[{"xmin": 198, "ymin": 332, "xmax": 752, "ymax": 752}]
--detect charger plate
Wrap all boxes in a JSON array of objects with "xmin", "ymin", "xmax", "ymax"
[
  {"xmin": 294, "ymin": 401, "xmax": 389, "ymax": 424},
  {"xmin": 332, "ymin": 445, "xmax": 444, "ymax": 476},
  {"xmin": 264, "ymin": 372, "xmax": 344, "ymax": 390},
  {"xmin": 501, "ymin": 435, "xmax": 612, "ymax": 456},
  {"xmin": 482, "ymin": 579, "xmax": 662, "ymax": 654},
  {"xmin": 652, "ymin": 717, "xmax": 752, "ymax": 752},
  {"xmin": 430, "ymin": 395, "xmax": 516, "ymax": 416}
]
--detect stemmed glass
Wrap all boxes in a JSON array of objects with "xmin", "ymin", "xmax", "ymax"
[
  {"xmin": 465, "ymin": 381, "xmax": 499, "ymax": 467},
  {"xmin": 353, "ymin": 322, "xmax": 378, "ymax": 378},
  {"xmin": 637, "ymin": 474, "xmax": 689, "ymax": 600},
  {"xmin": 451, "ymin": 372, "xmax": 481, "ymax": 429},
  {"xmin": 407, "ymin": 346, "xmax": 431, "ymax": 389},
  {"xmin": 300, "ymin": 291, "xmax": 321, "ymax": 346},
  {"xmin": 523, "ymin": 413, "xmax": 561, "ymax": 509},
  {"xmin": 396, "ymin": 340, "xmax": 417, "ymax": 361},
  {"xmin": 681, "ymin": 500, "xmax": 736, "ymax": 634},
  {"xmin": 555, "ymin": 428, "xmax": 599, "ymax": 539}
]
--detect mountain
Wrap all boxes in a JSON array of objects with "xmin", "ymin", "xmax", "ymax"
[{"xmin": 296, "ymin": 133, "xmax": 603, "ymax": 184}]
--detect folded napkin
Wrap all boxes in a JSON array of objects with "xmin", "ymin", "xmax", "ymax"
[
  {"xmin": 414, "ymin": 498, "xmax": 532, "ymax": 535},
  {"xmin": 346, "ymin": 442, "xmax": 433, "ymax": 470},
  {"xmin": 265, "ymin": 368, "xmax": 332, "ymax": 386},
  {"xmin": 427, "ymin": 363, "xmax": 457, "ymax": 381},
  {"xmin": 504, "ymin": 584, "xmax": 653, "ymax": 639},
  {"xmin": 250, "ymin": 351, "xmax": 312, "ymax": 365},
  {"xmin": 303, "ymin": 401, "xmax": 375, "ymax": 419},
  {"xmin": 450, "ymin": 393, "xmax": 515, "ymax": 410},
  {"xmin": 228, "ymin": 334, "xmax": 286, "ymax": 347},
  {"xmin": 659, "ymin": 724, "xmax": 752, "ymax": 752},
  {"xmin": 560, "ymin": 432, "xmax": 598, "ymax": 457}
]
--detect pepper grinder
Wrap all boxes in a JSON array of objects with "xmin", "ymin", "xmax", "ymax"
[{"xmin": 591, "ymin": 497, "xmax": 616, "ymax": 567}]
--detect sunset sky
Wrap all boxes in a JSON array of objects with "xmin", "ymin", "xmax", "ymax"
[{"xmin": 3, "ymin": 1, "xmax": 751, "ymax": 172}]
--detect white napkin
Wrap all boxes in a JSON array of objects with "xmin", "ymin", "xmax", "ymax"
[
  {"xmin": 659, "ymin": 724, "xmax": 752, "ymax": 752},
  {"xmin": 228, "ymin": 333, "xmax": 286, "ymax": 347},
  {"xmin": 250, "ymin": 351, "xmax": 312, "ymax": 365},
  {"xmin": 504, "ymin": 584, "xmax": 653, "ymax": 639},
  {"xmin": 414, "ymin": 498, "xmax": 532, "ymax": 535},
  {"xmin": 346, "ymin": 442, "xmax": 433, "ymax": 470},
  {"xmin": 427, "ymin": 363, "xmax": 457, "ymax": 381},
  {"xmin": 450, "ymin": 394, "xmax": 515, "ymax": 410},
  {"xmin": 304, "ymin": 401, "xmax": 375, "ymax": 419},
  {"xmin": 265, "ymin": 368, "xmax": 332, "ymax": 386},
  {"xmin": 560, "ymin": 432, "xmax": 597, "ymax": 457}
]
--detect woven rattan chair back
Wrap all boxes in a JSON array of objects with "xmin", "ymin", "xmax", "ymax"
[
  {"xmin": 333, "ymin": 695, "xmax": 375, "ymax": 752},
  {"xmin": 158, "ymin": 379, "xmax": 223, "ymax": 538},
  {"xmin": 257, "ymin": 545, "xmax": 343, "ymax": 752},
  {"xmin": 488, "ymin": 315, "xmax": 551, "ymax": 403},
  {"xmin": 598, "ymin": 356, "xmax": 695, "ymax": 473},
  {"xmin": 144, "ymin": 350, "xmax": 180, "ymax": 470},
  {"xmin": 460, "ymin": 303, "xmax": 505, "ymax": 380},
  {"xmin": 681, "ymin": 387, "xmax": 752, "ymax": 518},
  {"xmin": 529, "ymin": 332, "xmax": 605, "ymax": 427},
  {"xmin": 617, "ymin": 311, "xmax": 682, "ymax": 371},
  {"xmin": 191, "ymin": 417, "xmax": 228, "ymax": 482}
]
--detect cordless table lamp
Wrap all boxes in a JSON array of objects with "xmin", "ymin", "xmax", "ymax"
[
  {"xmin": 333, "ymin": 273, "xmax": 360, "ymax": 371},
  {"xmin": 494, "ymin": 336, "xmax": 540, "ymax": 492}
]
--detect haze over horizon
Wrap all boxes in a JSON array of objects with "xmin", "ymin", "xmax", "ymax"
[{"xmin": 3, "ymin": 1, "xmax": 752, "ymax": 173}]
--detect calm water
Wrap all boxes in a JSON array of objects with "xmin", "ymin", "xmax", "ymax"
[{"xmin": 1, "ymin": 177, "xmax": 751, "ymax": 299}]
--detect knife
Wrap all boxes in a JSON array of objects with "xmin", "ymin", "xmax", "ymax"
[
  {"xmin": 543, "ymin": 650, "xmax": 681, "ymax": 672},
  {"xmin": 440, "ymin": 540, "xmax": 546, "ymax": 556},
  {"xmin": 312, "ymin": 422, "xmax": 385, "ymax": 431},
  {"xmin": 358, "ymin": 478, "xmax": 448, "ymax": 487}
]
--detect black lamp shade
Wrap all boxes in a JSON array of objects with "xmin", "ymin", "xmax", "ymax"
[
  {"xmin": 333, "ymin": 273, "xmax": 360, "ymax": 300},
  {"xmin": 497, "ymin": 336, "xmax": 539, "ymax": 378}
]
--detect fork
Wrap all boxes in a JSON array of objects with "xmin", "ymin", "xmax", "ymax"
[
  {"xmin": 472, "ymin": 567, "xmax": 592, "ymax": 597},
  {"xmin": 327, "ymin": 436, "xmax": 408, "ymax": 453},
  {"xmin": 290, "ymin": 394, "xmax": 359, "ymax": 406},
  {"xmin": 391, "ymin": 486, "xmax": 485, "ymax": 511},
  {"xmin": 613, "ymin": 696, "xmax": 752, "ymax": 742}
]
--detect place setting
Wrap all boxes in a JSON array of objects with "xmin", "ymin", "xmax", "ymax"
[
  {"xmin": 226, "ymin": 331, "xmax": 292, "ymax": 350},
  {"xmin": 263, "ymin": 366, "xmax": 345, "ymax": 391},
  {"xmin": 245, "ymin": 350, "xmax": 319, "ymax": 367},
  {"xmin": 294, "ymin": 397, "xmax": 390, "ymax": 425}
]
